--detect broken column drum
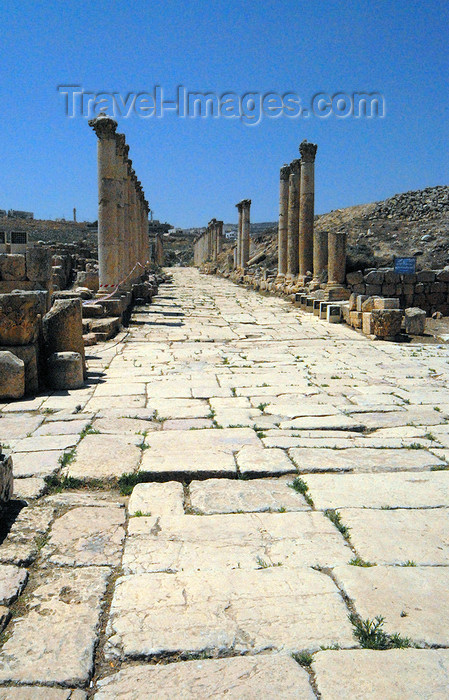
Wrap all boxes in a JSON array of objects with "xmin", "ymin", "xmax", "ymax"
[{"xmin": 298, "ymin": 140, "xmax": 318, "ymax": 278}]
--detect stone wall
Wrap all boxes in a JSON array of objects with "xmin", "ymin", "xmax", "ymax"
[
  {"xmin": 0, "ymin": 248, "xmax": 52, "ymax": 305},
  {"xmin": 346, "ymin": 267, "xmax": 449, "ymax": 315}
]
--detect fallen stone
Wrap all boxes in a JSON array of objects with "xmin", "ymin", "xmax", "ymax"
[
  {"xmin": 0, "ymin": 342, "xmax": 39, "ymax": 395},
  {"xmin": 405, "ymin": 307, "xmax": 426, "ymax": 335},
  {"xmin": 372, "ymin": 309, "xmax": 403, "ymax": 339},
  {"xmin": 0, "ymin": 351, "xmax": 24, "ymax": 399},
  {"xmin": 0, "ymin": 292, "xmax": 41, "ymax": 346},
  {"xmin": 95, "ymin": 654, "xmax": 315, "ymax": 699},
  {"xmin": 43, "ymin": 298, "xmax": 86, "ymax": 376}
]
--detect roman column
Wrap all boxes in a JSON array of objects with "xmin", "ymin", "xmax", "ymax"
[
  {"xmin": 216, "ymin": 220, "xmax": 223, "ymax": 255},
  {"xmin": 89, "ymin": 113, "xmax": 119, "ymax": 292},
  {"xmin": 325, "ymin": 231, "xmax": 347, "ymax": 300},
  {"xmin": 286, "ymin": 159, "xmax": 300, "ymax": 280},
  {"xmin": 236, "ymin": 201, "xmax": 243, "ymax": 269},
  {"xmin": 312, "ymin": 230, "xmax": 328, "ymax": 287},
  {"xmin": 277, "ymin": 163, "xmax": 290, "ymax": 280},
  {"xmin": 298, "ymin": 140, "xmax": 317, "ymax": 279},
  {"xmin": 115, "ymin": 133, "xmax": 127, "ymax": 285},
  {"xmin": 241, "ymin": 199, "xmax": 251, "ymax": 269}
]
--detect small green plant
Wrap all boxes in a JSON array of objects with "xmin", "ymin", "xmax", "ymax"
[
  {"xmin": 401, "ymin": 560, "xmax": 417, "ymax": 567},
  {"xmin": 424, "ymin": 432, "xmax": 436, "ymax": 441},
  {"xmin": 431, "ymin": 464, "xmax": 449, "ymax": 471},
  {"xmin": 349, "ymin": 613, "xmax": 412, "ymax": 649},
  {"xmin": 324, "ymin": 509, "xmax": 350, "ymax": 540},
  {"xmin": 42, "ymin": 408, "xmax": 57, "ymax": 415},
  {"xmin": 230, "ymin": 387, "xmax": 237, "ymax": 397},
  {"xmin": 35, "ymin": 534, "xmax": 49, "ymax": 551},
  {"xmin": 222, "ymin": 356, "xmax": 229, "ymax": 365},
  {"xmin": 44, "ymin": 474, "xmax": 84, "ymax": 493},
  {"xmin": 349, "ymin": 556, "xmax": 376, "ymax": 567},
  {"xmin": 79, "ymin": 424, "xmax": 100, "ymax": 439},
  {"xmin": 407, "ymin": 442, "xmax": 423, "ymax": 450},
  {"xmin": 58, "ymin": 448, "xmax": 76, "ymax": 469},
  {"xmin": 132, "ymin": 510, "xmax": 151, "ymax": 517},
  {"xmin": 330, "ymin": 375, "xmax": 341, "ymax": 380},
  {"xmin": 288, "ymin": 477, "xmax": 314, "ymax": 507},
  {"xmin": 292, "ymin": 651, "xmax": 313, "ymax": 667},
  {"xmin": 434, "ymin": 406, "xmax": 441, "ymax": 412},
  {"xmin": 255, "ymin": 430, "xmax": 266, "ymax": 439},
  {"xmin": 319, "ymin": 644, "xmax": 341, "ymax": 651},
  {"xmin": 257, "ymin": 403, "xmax": 268, "ymax": 413},
  {"xmin": 256, "ymin": 556, "xmax": 282, "ymax": 569}
]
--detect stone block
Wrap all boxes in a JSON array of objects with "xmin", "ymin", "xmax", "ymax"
[
  {"xmin": 0, "ymin": 343, "xmax": 39, "ymax": 394},
  {"xmin": 340, "ymin": 303, "xmax": 350, "ymax": 323},
  {"xmin": 346, "ymin": 270, "xmax": 364, "ymax": 285},
  {"xmin": 401, "ymin": 272, "xmax": 417, "ymax": 283},
  {"xmin": 381, "ymin": 284, "xmax": 396, "ymax": 296},
  {"xmin": 0, "ymin": 292, "xmax": 41, "ymax": 346},
  {"xmin": 384, "ymin": 269, "xmax": 400, "ymax": 284},
  {"xmin": 365, "ymin": 270, "xmax": 384, "ymax": 285},
  {"xmin": 417, "ymin": 270, "xmax": 436, "ymax": 282},
  {"xmin": 373, "ymin": 297, "xmax": 400, "ymax": 310},
  {"xmin": 365, "ymin": 284, "xmax": 382, "ymax": 295},
  {"xmin": 319, "ymin": 301, "xmax": 330, "ymax": 319},
  {"xmin": 0, "ymin": 447, "xmax": 13, "ymax": 506},
  {"xmin": 432, "ymin": 281, "xmax": 446, "ymax": 294},
  {"xmin": 305, "ymin": 297, "xmax": 314, "ymax": 313},
  {"xmin": 352, "ymin": 284, "xmax": 366, "ymax": 294},
  {"xmin": 403, "ymin": 283, "xmax": 414, "ymax": 296},
  {"xmin": 355, "ymin": 295, "xmax": 368, "ymax": 312},
  {"xmin": 43, "ymin": 298, "xmax": 86, "ymax": 376},
  {"xmin": 75, "ymin": 270, "xmax": 99, "ymax": 292},
  {"xmin": 327, "ymin": 305, "xmax": 342, "ymax": 323},
  {"xmin": 436, "ymin": 267, "xmax": 449, "ymax": 282},
  {"xmin": 312, "ymin": 299, "xmax": 321, "ymax": 316},
  {"xmin": 372, "ymin": 309, "xmax": 403, "ymax": 339},
  {"xmin": 99, "ymin": 298, "xmax": 124, "ymax": 316},
  {"xmin": 46, "ymin": 352, "xmax": 84, "ymax": 390},
  {"xmin": 349, "ymin": 311, "xmax": 363, "ymax": 328},
  {"xmin": 348, "ymin": 293, "xmax": 357, "ymax": 312},
  {"xmin": 361, "ymin": 296, "xmax": 375, "ymax": 312},
  {"xmin": 0, "ymin": 351, "xmax": 25, "ymax": 399},
  {"xmin": 0, "ymin": 255, "xmax": 26, "ymax": 281},
  {"xmin": 25, "ymin": 248, "xmax": 52, "ymax": 281},
  {"xmin": 362, "ymin": 312, "xmax": 374, "ymax": 335},
  {"xmin": 405, "ymin": 307, "xmax": 426, "ymax": 335},
  {"xmin": 81, "ymin": 303, "xmax": 104, "ymax": 318}
]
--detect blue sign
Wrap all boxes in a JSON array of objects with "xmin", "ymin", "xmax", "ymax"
[{"xmin": 394, "ymin": 257, "xmax": 416, "ymax": 274}]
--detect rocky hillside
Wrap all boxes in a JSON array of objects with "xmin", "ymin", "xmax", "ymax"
[{"xmin": 228, "ymin": 185, "xmax": 449, "ymax": 273}]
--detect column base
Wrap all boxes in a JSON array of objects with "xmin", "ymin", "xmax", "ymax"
[{"xmin": 324, "ymin": 284, "xmax": 350, "ymax": 301}]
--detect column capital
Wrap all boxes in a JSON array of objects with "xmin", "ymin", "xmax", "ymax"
[
  {"xmin": 236, "ymin": 201, "xmax": 244, "ymax": 211},
  {"xmin": 241, "ymin": 199, "xmax": 251, "ymax": 208},
  {"xmin": 290, "ymin": 158, "xmax": 301, "ymax": 175},
  {"xmin": 89, "ymin": 113, "xmax": 117, "ymax": 139},
  {"xmin": 299, "ymin": 140, "xmax": 317, "ymax": 162},
  {"xmin": 280, "ymin": 164, "xmax": 291, "ymax": 180}
]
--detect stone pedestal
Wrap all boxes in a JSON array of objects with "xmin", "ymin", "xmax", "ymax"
[
  {"xmin": 89, "ymin": 114, "xmax": 119, "ymax": 292},
  {"xmin": 286, "ymin": 160, "xmax": 300, "ymax": 280},
  {"xmin": 47, "ymin": 352, "xmax": 84, "ymax": 390},
  {"xmin": 277, "ymin": 164, "xmax": 290, "ymax": 280},
  {"xmin": 325, "ymin": 231, "xmax": 348, "ymax": 300},
  {"xmin": 298, "ymin": 140, "xmax": 317, "ymax": 278}
]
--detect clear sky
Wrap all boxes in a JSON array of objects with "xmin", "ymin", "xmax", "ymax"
[{"xmin": 0, "ymin": 0, "xmax": 447, "ymax": 227}]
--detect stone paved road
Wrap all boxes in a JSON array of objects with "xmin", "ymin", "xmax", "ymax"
[{"xmin": 0, "ymin": 267, "xmax": 448, "ymax": 697}]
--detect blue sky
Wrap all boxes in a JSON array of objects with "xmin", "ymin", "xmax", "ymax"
[{"xmin": 0, "ymin": 0, "xmax": 447, "ymax": 227}]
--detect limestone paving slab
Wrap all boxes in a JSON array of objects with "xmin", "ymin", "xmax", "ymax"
[
  {"xmin": 0, "ymin": 567, "xmax": 109, "ymax": 686},
  {"xmin": 336, "ymin": 507, "xmax": 449, "ymax": 565},
  {"xmin": 94, "ymin": 654, "xmax": 315, "ymax": 699},
  {"xmin": 333, "ymin": 565, "xmax": 449, "ymax": 646},
  {"xmin": 288, "ymin": 447, "xmax": 445, "ymax": 473},
  {"xmin": 12, "ymin": 435, "xmax": 79, "ymax": 453},
  {"xmin": 0, "ymin": 413, "xmax": 44, "ymax": 440},
  {"xmin": 0, "ymin": 690, "xmax": 87, "ymax": 699},
  {"xmin": 303, "ymin": 471, "xmax": 449, "ymax": 509},
  {"xmin": 189, "ymin": 477, "xmax": 310, "ymax": 514},
  {"xmin": 106, "ymin": 567, "xmax": 354, "ymax": 659},
  {"xmin": 32, "ymin": 419, "xmax": 91, "ymax": 437},
  {"xmin": 11, "ymin": 450, "xmax": 63, "ymax": 478},
  {"xmin": 313, "ymin": 649, "xmax": 449, "ymax": 700},
  {"xmin": 67, "ymin": 434, "xmax": 142, "ymax": 480},
  {"xmin": 128, "ymin": 482, "xmax": 185, "ymax": 516},
  {"xmin": 0, "ymin": 505, "xmax": 54, "ymax": 566},
  {"xmin": 13, "ymin": 476, "xmax": 46, "ymax": 500},
  {"xmin": 280, "ymin": 416, "xmax": 364, "ymax": 431},
  {"xmin": 236, "ymin": 445, "xmax": 296, "ymax": 475},
  {"xmin": 0, "ymin": 564, "xmax": 27, "ymax": 605},
  {"xmin": 140, "ymin": 428, "xmax": 261, "ymax": 476},
  {"xmin": 41, "ymin": 505, "xmax": 126, "ymax": 567},
  {"xmin": 122, "ymin": 511, "xmax": 351, "ymax": 574}
]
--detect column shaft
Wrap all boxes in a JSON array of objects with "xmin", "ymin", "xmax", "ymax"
[
  {"xmin": 277, "ymin": 164, "xmax": 290, "ymax": 279},
  {"xmin": 286, "ymin": 160, "xmax": 300, "ymax": 279},
  {"xmin": 241, "ymin": 200, "xmax": 251, "ymax": 269},
  {"xmin": 298, "ymin": 140, "xmax": 317, "ymax": 278}
]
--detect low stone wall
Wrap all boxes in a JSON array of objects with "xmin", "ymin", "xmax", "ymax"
[{"xmin": 346, "ymin": 267, "xmax": 449, "ymax": 316}]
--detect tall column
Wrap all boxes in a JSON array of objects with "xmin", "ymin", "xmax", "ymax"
[
  {"xmin": 298, "ymin": 140, "xmax": 317, "ymax": 279},
  {"xmin": 89, "ymin": 114, "xmax": 119, "ymax": 292},
  {"xmin": 312, "ymin": 230, "xmax": 328, "ymax": 287},
  {"xmin": 127, "ymin": 163, "xmax": 137, "ymax": 278},
  {"xmin": 216, "ymin": 221, "xmax": 223, "ymax": 255},
  {"xmin": 236, "ymin": 202, "xmax": 243, "ymax": 269},
  {"xmin": 286, "ymin": 160, "xmax": 300, "ymax": 280},
  {"xmin": 241, "ymin": 199, "xmax": 251, "ymax": 269},
  {"xmin": 325, "ymin": 231, "xmax": 347, "ymax": 300},
  {"xmin": 277, "ymin": 164, "xmax": 290, "ymax": 280},
  {"xmin": 143, "ymin": 199, "xmax": 150, "ymax": 265},
  {"xmin": 115, "ymin": 133, "xmax": 127, "ymax": 285}
]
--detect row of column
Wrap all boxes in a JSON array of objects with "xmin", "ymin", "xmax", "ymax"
[
  {"xmin": 193, "ymin": 219, "xmax": 223, "ymax": 265},
  {"xmin": 89, "ymin": 113, "xmax": 151, "ymax": 291},
  {"xmin": 277, "ymin": 140, "xmax": 346, "ymax": 291},
  {"xmin": 235, "ymin": 199, "xmax": 251, "ymax": 269}
]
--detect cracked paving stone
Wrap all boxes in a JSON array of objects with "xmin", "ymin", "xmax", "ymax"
[
  {"xmin": 189, "ymin": 477, "xmax": 310, "ymax": 514},
  {"xmin": 122, "ymin": 511, "xmax": 351, "ymax": 574},
  {"xmin": 313, "ymin": 648, "xmax": 449, "ymax": 699},
  {"xmin": 105, "ymin": 567, "xmax": 354, "ymax": 659},
  {"xmin": 336, "ymin": 507, "xmax": 449, "ymax": 564},
  {"xmin": 41, "ymin": 506, "xmax": 126, "ymax": 567},
  {"xmin": 0, "ymin": 567, "xmax": 109, "ymax": 686},
  {"xmin": 333, "ymin": 565, "xmax": 449, "ymax": 647},
  {"xmin": 94, "ymin": 654, "xmax": 315, "ymax": 699},
  {"xmin": 10, "ymin": 450, "xmax": 63, "ymax": 478},
  {"xmin": 66, "ymin": 434, "xmax": 142, "ymax": 480}
]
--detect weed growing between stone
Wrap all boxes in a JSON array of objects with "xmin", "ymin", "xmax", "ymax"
[
  {"xmin": 348, "ymin": 613, "xmax": 412, "ymax": 649},
  {"xmin": 324, "ymin": 509, "xmax": 350, "ymax": 540},
  {"xmin": 288, "ymin": 477, "xmax": 314, "ymax": 507}
]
